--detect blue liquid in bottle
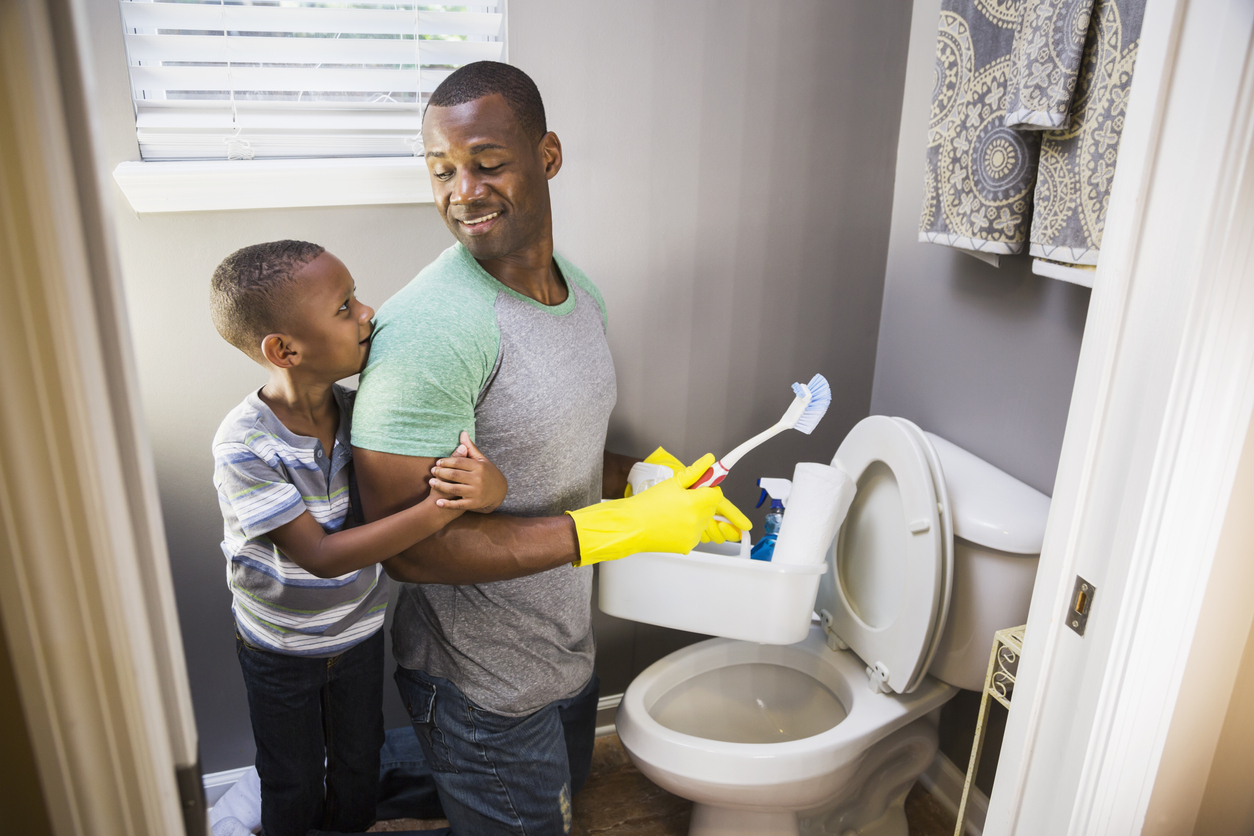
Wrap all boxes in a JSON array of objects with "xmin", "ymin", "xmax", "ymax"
[{"xmin": 750, "ymin": 500, "xmax": 785, "ymax": 561}]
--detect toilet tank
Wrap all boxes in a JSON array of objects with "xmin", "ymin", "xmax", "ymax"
[{"xmin": 924, "ymin": 433, "xmax": 1051, "ymax": 691}]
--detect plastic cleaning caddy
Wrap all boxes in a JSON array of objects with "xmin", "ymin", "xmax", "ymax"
[{"xmin": 597, "ymin": 522, "xmax": 826, "ymax": 645}]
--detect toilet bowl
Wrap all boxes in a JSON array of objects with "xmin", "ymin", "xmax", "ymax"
[
  {"xmin": 602, "ymin": 416, "xmax": 1050, "ymax": 835},
  {"xmin": 617, "ymin": 627, "xmax": 954, "ymax": 835}
]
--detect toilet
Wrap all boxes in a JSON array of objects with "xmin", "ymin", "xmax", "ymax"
[{"xmin": 600, "ymin": 416, "xmax": 1050, "ymax": 836}]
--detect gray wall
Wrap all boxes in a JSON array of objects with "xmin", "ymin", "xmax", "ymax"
[
  {"xmin": 516, "ymin": 0, "xmax": 912, "ymax": 695},
  {"xmin": 87, "ymin": 1, "xmax": 912, "ymax": 772},
  {"xmin": 868, "ymin": 0, "xmax": 1092, "ymax": 794},
  {"xmin": 870, "ymin": 0, "xmax": 1091, "ymax": 497}
]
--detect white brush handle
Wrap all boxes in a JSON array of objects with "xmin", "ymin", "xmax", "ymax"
[
  {"xmin": 719, "ymin": 420, "xmax": 790, "ymax": 470},
  {"xmin": 691, "ymin": 383, "xmax": 812, "ymax": 489},
  {"xmin": 689, "ymin": 421, "xmax": 789, "ymax": 489}
]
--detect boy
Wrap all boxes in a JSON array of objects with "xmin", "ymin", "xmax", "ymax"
[{"xmin": 209, "ymin": 240, "xmax": 505, "ymax": 836}]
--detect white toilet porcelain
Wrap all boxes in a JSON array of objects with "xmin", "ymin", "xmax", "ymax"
[
  {"xmin": 603, "ymin": 416, "xmax": 1051, "ymax": 835},
  {"xmin": 616, "ymin": 628, "xmax": 953, "ymax": 835}
]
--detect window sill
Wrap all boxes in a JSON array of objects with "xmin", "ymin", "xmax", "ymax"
[{"xmin": 112, "ymin": 157, "xmax": 434, "ymax": 214}]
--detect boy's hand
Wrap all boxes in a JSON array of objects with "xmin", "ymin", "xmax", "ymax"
[{"xmin": 428, "ymin": 431, "xmax": 508, "ymax": 513}]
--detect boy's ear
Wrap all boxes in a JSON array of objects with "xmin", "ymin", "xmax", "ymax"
[{"xmin": 260, "ymin": 333, "xmax": 299, "ymax": 368}]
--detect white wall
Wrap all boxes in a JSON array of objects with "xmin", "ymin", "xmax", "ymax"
[
  {"xmin": 1159, "ymin": 410, "xmax": 1254, "ymax": 834},
  {"xmin": 516, "ymin": 0, "xmax": 914, "ymax": 695},
  {"xmin": 1193, "ymin": 605, "xmax": 1254, "ymax": 835},
  {"xmin": 87, "ymin": 1, "xmax": 912, "ymax": 772}
]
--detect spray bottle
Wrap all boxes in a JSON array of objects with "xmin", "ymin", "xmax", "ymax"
[{"xmin": 750, "ymin": 477, "xmax": 792, "ymax": 561}]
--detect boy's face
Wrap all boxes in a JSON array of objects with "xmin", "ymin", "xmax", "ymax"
[{"xmin": 282, "ymin": 252, "xmax": 375, "ymax": 379}]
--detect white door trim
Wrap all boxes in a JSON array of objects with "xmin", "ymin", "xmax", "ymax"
[
  {"xmin": 986, "ymin": 0, "xmax": 1254, "ymax": 833},
  {"xmin": 0, "ymin": 0, "xmax": 201, "ymax": 831}
]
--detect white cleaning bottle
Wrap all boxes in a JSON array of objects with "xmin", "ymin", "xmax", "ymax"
[{"xmin": 750, "ymin": 477, "xmax": 792, "ymax": 561}]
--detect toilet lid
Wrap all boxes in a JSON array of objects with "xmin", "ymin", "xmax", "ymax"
[
  {"xmin": 894, "ymin": 418, "xmax": 954, "ymax": 685},
  {"xmin": 817, "ymin": 416, "xmax": 945, "ymax": 695}
]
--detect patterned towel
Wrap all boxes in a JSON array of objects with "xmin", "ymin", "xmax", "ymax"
[
  {"xmin": 1026, "ymin": 0, "xmax": 1145, "ymax": 265},
  {"xmin": 920, "ymin": 0, "xmax": 1041, "ymax": 256},
  {"xmin": 1005, "ymin": 0, "xmax": 1095, "ymax": 130}
]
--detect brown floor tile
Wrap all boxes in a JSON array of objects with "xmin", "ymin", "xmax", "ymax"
[
  {"xmin": 588, "ymin": 731, "xmax": 635, "ymax": 775},
  {"xmin": 905, "ymin": 782, "xmax": 958, "ymax": 836},
  {"xmin": 574, "ymin": 767, "xmax": 690, "ymax": 833},
  {"xmin": 368, "ymin": 818, "xmax": 449, "ymax": 832},
  {"xmin": 373, "ymin": 733, "xmax": 958, "ymax": 836}
]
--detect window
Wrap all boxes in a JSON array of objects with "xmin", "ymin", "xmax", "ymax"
[{"xmin": 117, "ymin": 0, "xmax": 505, "ymax": 161}]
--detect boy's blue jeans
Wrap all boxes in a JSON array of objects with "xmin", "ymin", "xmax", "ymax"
[
  {"xmin": 236, "ymin": 629, "xmax": 385, "ymax": 836},
  {"xmin": 392, "ymin": 666, "xmax": 599, "ymax": 835}
]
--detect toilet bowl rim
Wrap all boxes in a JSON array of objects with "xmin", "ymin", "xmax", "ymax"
[
  {"xmin": 626, "ymin": 628, "xmax": 860, "ymax": 716},
  {"xmin": 616, "ymin": 627, "xmax": 955, "ymax": 778}
]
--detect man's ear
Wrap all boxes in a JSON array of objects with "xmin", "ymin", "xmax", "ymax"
[
  {"xmin": 261, "ymin": 333, "xmax": 299, "ymax": 368},
  {"xmin": 540, "ymin": 131, "xmax": 562, "ymax": 180}
]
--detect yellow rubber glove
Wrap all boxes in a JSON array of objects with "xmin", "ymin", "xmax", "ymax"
[
  {"xmin": 568, "ymin": 454, "xmax": 752, "ymax": 567},
  {"xmin": 629, "ymin": 447, "xmax": 750, "ymax": 544}
]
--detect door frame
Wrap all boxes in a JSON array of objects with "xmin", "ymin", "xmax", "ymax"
[
  {"xmin": 985, "ymin": 0, "xmax": 1254, "ymax": 832},
  {"xmin": 0, "ymin": 0, "xmax": 201, "ymax": 832}
]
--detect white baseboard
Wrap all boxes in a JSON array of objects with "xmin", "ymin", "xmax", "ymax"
[
  {"xmin": 596, "ymin": 692, "xmax": 622, "ymax": 737},
  {"xmin": 918, "ymin": 750, "xmax": 987, "ymax": 836},
  {"xmin": 203, "ymin": 765, "xmax": 253, "ymax": 808}
]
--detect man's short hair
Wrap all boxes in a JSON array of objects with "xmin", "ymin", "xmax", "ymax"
[
  {"xmin": 425, "ymin": 61, "xmax": 547, "ymax": 142},
  {"xmin": 210, "ymin": 240, "xmax": 325, "ymax": 361}
]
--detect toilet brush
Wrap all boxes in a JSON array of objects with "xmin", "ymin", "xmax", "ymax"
[{"xmin": 690, "ymin": 374, "xmax": 831, "ymax": 489}]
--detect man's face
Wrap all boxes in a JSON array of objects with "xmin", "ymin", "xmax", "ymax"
[
  {"xmin": 284, "ymin": 252, "xmax": 375, "ymax": 379},
  {"xmin": 422, "ymin": 93, "xmax": 560, "ymax": 261}
]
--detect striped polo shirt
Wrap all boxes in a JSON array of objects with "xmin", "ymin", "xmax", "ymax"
[{"xmin": 212, "ymin": 385, "xmax": 386, "ymax": 656}]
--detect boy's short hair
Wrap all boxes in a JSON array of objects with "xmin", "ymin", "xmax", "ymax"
[
  {"xmin": 425, "ymin": 61, "xmax": 546, "ymax": 143},
  {"xmin": 210, "ymin": 240, "xmax": 325, "ymax": 361}
]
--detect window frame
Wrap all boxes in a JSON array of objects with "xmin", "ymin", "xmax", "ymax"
[
  {"xmin": 113, "ymin": 156, "xmax": 434, "ymax": 213},
  {"xmin": 112, "ymin": 0, "xmax": 509, "ymax": 213}
]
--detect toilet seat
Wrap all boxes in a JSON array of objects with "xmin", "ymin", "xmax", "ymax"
[
  {"xmin": 894, "ymin": 418, "xmax": 955, "ymax": 684},
  {"xmin": 820, "ymin": 416, "xmax": 945, "ymax": 695}
]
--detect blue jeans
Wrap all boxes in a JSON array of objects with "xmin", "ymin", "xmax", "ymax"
[
  {"xmin": 376, "ymin": 726, "xmax": 445, "ymax": 821},
  {"xmin": 236, "ymin": 629, "xmax": 385, "ymax": 836},
  {"xmin": 393, "ymin": 667, "xmax": 599, "ymax": 836}
]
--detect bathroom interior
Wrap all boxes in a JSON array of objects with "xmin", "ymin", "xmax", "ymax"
[
  {"xmin": 105, "ymin": 0, "xmax": 1088, "ymax": 829},
  {"xmin": 3, "ymin": 0, "xmax": 1254, "ymax": 834}
]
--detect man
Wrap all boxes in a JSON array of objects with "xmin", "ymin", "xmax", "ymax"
[{"xmin": 350, "ymin": 62, "xmax": 750, "ymax": 835}]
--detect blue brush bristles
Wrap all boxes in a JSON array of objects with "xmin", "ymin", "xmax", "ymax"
[{"xmin": 791, "ymin": 373, "xmax": 831, "ymax": 435}]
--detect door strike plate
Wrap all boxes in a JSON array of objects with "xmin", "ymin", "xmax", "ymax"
[{"xmin": 1066, "ymin": 575, "xmax": 1095, "ymax": 636}]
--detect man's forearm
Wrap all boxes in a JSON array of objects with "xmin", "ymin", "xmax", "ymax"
[{"xmin": 381, "ymin": 511, "xmax": 579, "ymax": 584}]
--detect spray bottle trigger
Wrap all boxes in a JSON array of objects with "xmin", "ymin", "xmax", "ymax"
[{"xmin": 756, "ymin": 489, "xmax": 768, "ymax": 509}]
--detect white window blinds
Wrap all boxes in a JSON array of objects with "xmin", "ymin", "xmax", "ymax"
[{"xmin": 118, "ymin": 1, "xmax": 504, "ymax": 161}]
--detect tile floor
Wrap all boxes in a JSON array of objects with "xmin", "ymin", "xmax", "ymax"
[{"xmin": 369, "ymin": 734, "xmax": 959, "ymax": 836}]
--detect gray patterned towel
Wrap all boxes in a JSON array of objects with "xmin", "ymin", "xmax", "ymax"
[
  {"xmin": 1005, "ymin": 0, "xmax": 1095, "ymax": 130},
  {"xmin": 920, "ymin": 0, "xmax": 1041, "ymax": 256},
  {"xmin": 1028, "ymin": 0, "xmax": 1145, "ymax": 265}
]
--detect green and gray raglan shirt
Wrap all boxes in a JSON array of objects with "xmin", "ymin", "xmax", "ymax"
[{"xmin": 352, "ymin": 242, "xmax": 617, "ymax": 716}]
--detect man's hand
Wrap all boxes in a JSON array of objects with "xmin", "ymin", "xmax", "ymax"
[
  {"xmin": 428, "ymin": 431, "xmax": 508, "ymax": 513},
  {"xmin": 631, "ymin": 446, "xmax": 751, "ymax": 544},
  {"xmin": 566, "ymin": 454, "xmax": 753, "ymax": 566},
  {"xmin": 353, "ymin": 445, "xmax": 579, "ymax": 584}
]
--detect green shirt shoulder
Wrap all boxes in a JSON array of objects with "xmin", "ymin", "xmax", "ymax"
[
  {"xmin": 351, "ymin": 244, "xmax": 609, "ymax": 458},
  {"xmin": 351, "ymin": 244, "xmax": 501, "ymax": 457}
]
